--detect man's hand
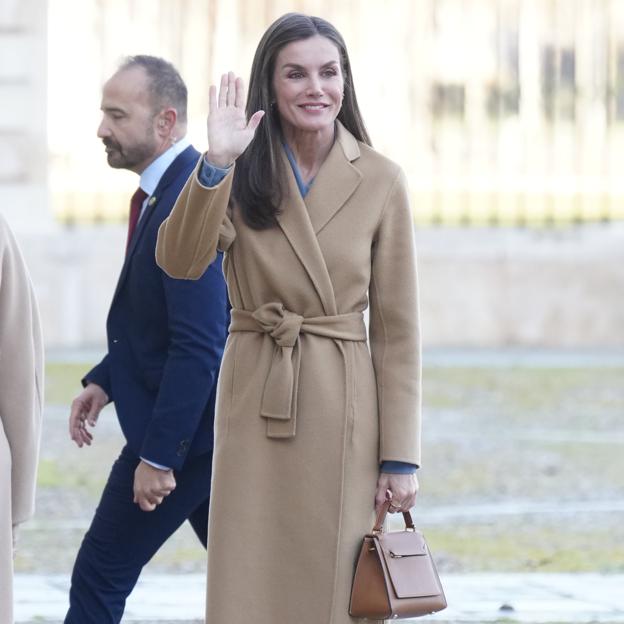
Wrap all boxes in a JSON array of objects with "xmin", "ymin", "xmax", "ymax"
[
  {"xmin": 69, "ymin": 383, "xmax": 109, "ymax": 447},
  {"xmin": 133, "ymin": 460, "xmax": 176, "ymax": 512}
]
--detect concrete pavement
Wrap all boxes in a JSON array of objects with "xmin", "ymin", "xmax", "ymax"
[{"xmin": 14, "ymin": 573, "xmax": 624, "ymax": 622}]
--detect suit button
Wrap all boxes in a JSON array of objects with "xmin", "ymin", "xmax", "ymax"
[
  {"xmin": 177, "ymin": 439, "xmax": 190, "ymax": 456},
  {"xmin": 112, "ymin": 339, "xmax": 119, "ymax": 344}
]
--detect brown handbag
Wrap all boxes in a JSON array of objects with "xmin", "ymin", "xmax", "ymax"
[{"xmin": 349, "ymin": 498, "xmax": 447, "ymax": 620}]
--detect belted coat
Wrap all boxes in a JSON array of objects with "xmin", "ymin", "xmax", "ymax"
[
  {"xmin": 156, "ymin": 123, "xmax": 421, "ymax": 624},
  {"xmin": 0, "ymin": 216, "xmax": 43, "ymax": 624}
]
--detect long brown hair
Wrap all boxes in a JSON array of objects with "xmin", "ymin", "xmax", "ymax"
[{"xmin": 233, "ymin": 13, "xmax": 371, "ymax": 229}]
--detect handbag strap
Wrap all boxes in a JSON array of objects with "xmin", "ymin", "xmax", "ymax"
[{"xmin": 372, "ymin": 495, "xmax": 416, "ymax": 533}]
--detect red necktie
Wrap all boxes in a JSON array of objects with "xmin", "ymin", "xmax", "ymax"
[{"xmin": 126, "ymin": 187, "xmax": 148, "ymax": 253}]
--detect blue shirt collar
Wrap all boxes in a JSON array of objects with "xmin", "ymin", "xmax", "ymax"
[
  {"xmin": 283, "ymin": 142, "xmax": 313, "ymax": 198},
  {"xmin": 139, "ymin": 136, "xmax": 191, "ymax": 196}
]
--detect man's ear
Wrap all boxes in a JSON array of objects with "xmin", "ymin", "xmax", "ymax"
[{"xmin": 156, "ymin": 108, "xmax": 177, "ymax": 135}]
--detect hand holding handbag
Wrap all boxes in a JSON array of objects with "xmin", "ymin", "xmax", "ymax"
[{"xmin": 349, "ymin": 496, "xmax": 447, "ymax": 619}]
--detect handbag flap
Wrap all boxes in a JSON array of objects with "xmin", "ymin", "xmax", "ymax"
[
  {"xmin": 377, "ymin": 531, "xmax": 443, "ymax": 599},
  {"xmin": 380, "ymin": 530, "xmax": 427, "ymax": 557}
]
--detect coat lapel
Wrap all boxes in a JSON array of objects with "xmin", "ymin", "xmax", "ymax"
[
  {"xmin": 304, "ymin": 122, "xmax": 362, "ymax": 234},
  {"xmin": 276, "ymin": 154, "xmax": 338, "ymax": 316},
  {"xmin": 275, "ymin": 124, "xmax": 362, "ymax": 316}
]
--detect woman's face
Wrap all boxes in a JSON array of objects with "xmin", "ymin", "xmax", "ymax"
[{"xmin": 272, "ymin": 35, "xmax": 344, "ymax": 137}]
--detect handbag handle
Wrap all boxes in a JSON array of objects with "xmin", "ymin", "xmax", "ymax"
[{"xmin": 372, "ymin": 493, "xmax": 415, "ymax": 533}]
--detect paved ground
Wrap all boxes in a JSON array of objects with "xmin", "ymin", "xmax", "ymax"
[{"xmin": 14, "ymin": 572, "xmax": 624, "ymax": 623}]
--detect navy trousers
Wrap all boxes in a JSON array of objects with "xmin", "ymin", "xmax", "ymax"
[{"xmin": 65, "ymin": 445, "xmax": 212, "ymax": 623}]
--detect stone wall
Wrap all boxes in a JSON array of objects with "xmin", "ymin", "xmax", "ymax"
[
  {"xmin": 14, "ymin": 223, "xmax": 624, "ymax": 349},
  {"xmin": 416, "ymin": 225, "xmax": 624, "ymax": 347}
]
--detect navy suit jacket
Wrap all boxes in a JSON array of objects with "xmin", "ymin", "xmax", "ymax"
[{"xmin": 85, "ymin": 145, "xmax": 228, "ymax": 471}]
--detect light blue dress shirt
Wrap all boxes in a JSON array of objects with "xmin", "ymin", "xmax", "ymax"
[{"xmin": 136, "ymin": 136, "xmax": 192, "ymax": 218}]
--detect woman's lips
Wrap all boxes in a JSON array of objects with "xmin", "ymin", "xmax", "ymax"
[{"xmin": 298, "ymin": 103, "xmax": 329, "ymax": 111}]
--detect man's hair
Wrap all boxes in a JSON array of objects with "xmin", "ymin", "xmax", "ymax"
[{"xmin": 119, "ymin": 55, "xmax": 188, "ymax": 124}]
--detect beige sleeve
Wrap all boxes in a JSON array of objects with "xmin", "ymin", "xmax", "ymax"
[
  {"xmin": 369, "ymin": 169, "xmax": 422, "ymax": 466},
  {"xmin": 0, "ymin": 218, "xmax": 44, "ymax": 525},
  {"xmin": 156, "ymin": 158, "xmax": 236, "ymax": 280}
]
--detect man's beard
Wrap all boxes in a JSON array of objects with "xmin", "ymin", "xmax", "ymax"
[{"xmin": 102, "ymin": 135, "xmax": 156, "ymax": 170}]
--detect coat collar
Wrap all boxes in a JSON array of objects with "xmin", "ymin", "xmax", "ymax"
[
  {"xmin": 275, "ymin": 123, "xmax": 362, "ymax": 316},
  {"xmin": 304, "ymin": 122, "xmax": 362, "ymax": 235}
]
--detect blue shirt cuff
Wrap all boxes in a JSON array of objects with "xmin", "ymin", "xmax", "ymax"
[
  {"xmin": 198, "ymin": 157, "xmax": 231, "ymax": 187},
  {"xmin": 380, "ymin": 461, "xmax": 418, "ymax": 474}
]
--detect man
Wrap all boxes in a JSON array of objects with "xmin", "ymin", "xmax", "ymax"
[{"xmin": 65, "ymin": 56, "xmax": 228, "ymax": 623}]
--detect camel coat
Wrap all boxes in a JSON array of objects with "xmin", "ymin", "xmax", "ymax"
[
  {"xmin": 0, "ymin": 216, "xmax": 43, "ymax": 624},
  {"xmin": 157, "ymin": 123, "xmax": 421, "ymax": 624}
]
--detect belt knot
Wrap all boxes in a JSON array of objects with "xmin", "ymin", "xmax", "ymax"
[
  {"xmin": 251, "ymin": 303, "xmax": 303, "ymax": 348},
  {"xmin": 229, "ymin": 303, "xmax": 366, "ymax": 439}
]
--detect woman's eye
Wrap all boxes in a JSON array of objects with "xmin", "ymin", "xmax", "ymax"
[
  {"xmin": 288, "ymin": 72, "xmax": 304, "ymax": 79},
  {"xmin": 322, "ymin": 69, "xmax": 337, "ymax": 78}
]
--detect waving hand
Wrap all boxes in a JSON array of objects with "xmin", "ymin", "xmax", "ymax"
[{"xmin": 206, "ymin": 72, "xmax": 264, "ymax": 168}]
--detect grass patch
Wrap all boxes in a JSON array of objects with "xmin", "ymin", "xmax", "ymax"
[
  {"xmin": 422, "ymin": 522, "xmax": 624, "ymax": 573},
  {"xmin": 35, "ymin": 358, "xmax": 624, "ymax": 578},
  {"xmin": 37, "ymin": 457, "xmax": 106, "ymax": 492},
  {"xmin": 45, "ymin": 362, "xmax": 91, "ymax": 405},
  {"xmin": 424, "ymin": 367, "xmax": 624, "ymax": 429}
]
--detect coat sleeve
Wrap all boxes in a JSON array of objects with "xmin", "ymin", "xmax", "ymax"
[
  {"xmin": 82, "ymin": 353, "xmax": 113, "ymax": 401},
  {"xmin": 156, "ymin": 157, "xmax": 235, "ymax": 280},
  {"xmin": 369, "ymin": 169, "xmax": 422, "ymax": 467},
  {"xmin": 0, "ymin": 218, "xmax": 44, "ymax": 526}
]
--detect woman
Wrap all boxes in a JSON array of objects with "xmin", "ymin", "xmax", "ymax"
[
  {"xmin": 0, "ymin": 215, "xmax": 43, "ymax": 624},
  {"xmin": 157, "ymin": 13, "xmax": 421, "ymax": 623}
]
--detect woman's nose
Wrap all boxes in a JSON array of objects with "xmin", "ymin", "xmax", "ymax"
[{"xmin": 305, "ymin": 76, "xmax": 323, "ymax": 97}]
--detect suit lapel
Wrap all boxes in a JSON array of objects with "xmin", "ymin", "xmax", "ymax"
[
  {"xmin": 275, "ymin": 124, "xmax": 362, "ymax": 316},
  {"xmin": 112, "ymin": 146, "xmax": 200, "ymax": 303},
  {"xmin": 124, "ymin": 194, "xmax": 157, "ymax": 260}
]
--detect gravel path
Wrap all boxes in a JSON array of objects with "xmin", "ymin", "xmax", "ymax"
[{"xmin": 15, "ymin": 352, "xmax": 624, "ymax": 587}]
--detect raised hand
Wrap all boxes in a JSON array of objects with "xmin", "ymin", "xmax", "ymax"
[{"xmin": 205, "ymin": 71, "xmax": 264, "ymax": 168}]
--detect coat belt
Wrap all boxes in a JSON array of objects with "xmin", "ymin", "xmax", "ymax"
[{"xmin": 229, "ymin": 303, "xmax": 367, "ymax": 438}]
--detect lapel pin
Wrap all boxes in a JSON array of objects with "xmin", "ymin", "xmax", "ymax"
[{"xmin": 149, "ymin": 196, "xmax": 157, "ymax": 206}]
